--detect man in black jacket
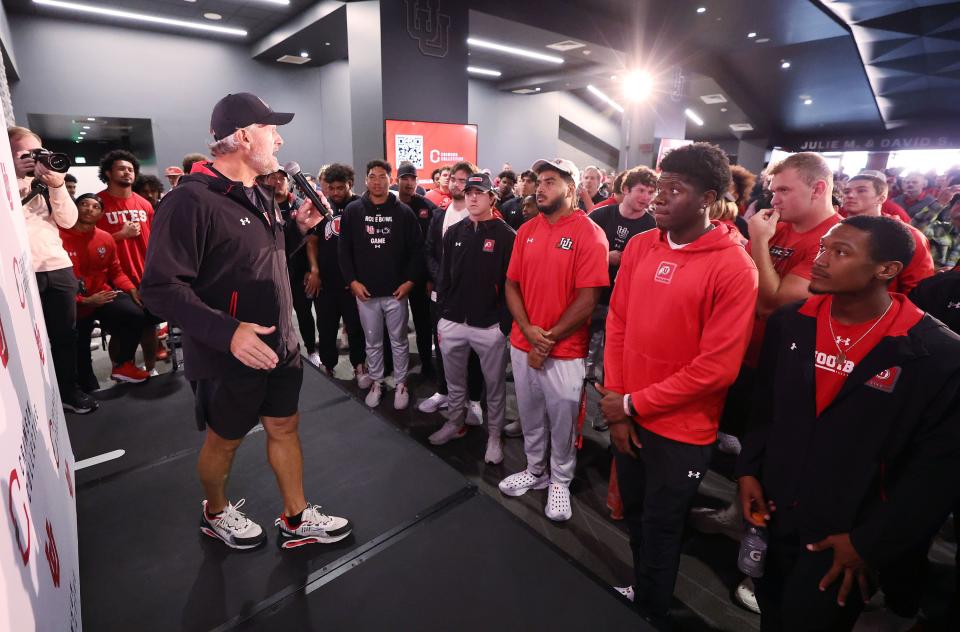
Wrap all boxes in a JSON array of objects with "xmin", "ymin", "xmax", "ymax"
[
  {"xmin": 428, "ymin": 173, "xmax": 515, "ymax": 464},
  {"xmin": 140, "ymin": 92, "xmax": 352, "ymax": 551},
  {"xmin": 338, "ymin": 159, "xmax": 423, "ymax": 410},
  {"xmin": 736, "ymin": 215, "xmax": 960, "ymax": 631}
]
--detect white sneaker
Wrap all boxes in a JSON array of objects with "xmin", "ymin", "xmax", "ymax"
[
  {"xmin": 417, "ymin": 392, "xmax": 448, "ymax": 413},
  {"xmin": 717, "ymin": 431, "xmax": 742, "ymax": 455},
  {"xmin": 545, "ymin": 483, "xmax": 572, "ymax": 521},
  {"xmin": 689, "ymin": 504, "xmax": 742, "ymax": 541},
  {"xmin": 465, "ymin": 400, "xmax": 484, "ymax": 426},
  {"xmin": 734, "ymin": 577, "xmax": 760, "ymax": 614},
  {"xmin": 356, "ymin": 364, "xmax": 373, "ymax": 389},
  {"xmin": 484, "ymin": 434, "xmax": 503, "ymax": 464},
  {"xmin": 498, "ymin": 470, "xmax": 549, "ymax": 497},
  {"xmin": 365, "ymin": 382, "xmax": 382, "ymax": 407},
  {"xmin": 615, "ymin": 585, "xmax": 635, "ymax": 602},
  {"xmin": 306, "ymin": 351, "xmax": 322, "ymax": 368},
  {"xmin": 503, "ymin": 420, "xmax": 522, "ymax": 438},
  {"xmin": 276, "ymin": 504, "xmax": 353, "ymax": 549},
  {"xmin": 428, "ymin": 420, "xmax": 467, "ymax": 445},
  {"xmin": 394, "ymin": 383, "xmax": 409, "ymax": 410},
  {"xmin": 199, "ymin": 499, "xmax": 265, "ymax": 550}
]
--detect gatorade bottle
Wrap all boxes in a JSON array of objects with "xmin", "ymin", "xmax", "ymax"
[{"xmin": 737, "ymin": 524, "xmax": 768, "ymax": 578}]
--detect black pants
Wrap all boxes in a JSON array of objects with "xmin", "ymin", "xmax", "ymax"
[
  {"xmin": 77, "ymin": 293, "xmax": 146, "ymax": 388},
  {"xmin": 289, "ymin": 263, "xmax": 317, "ymax": 354},
  {"xmin": 755, "ymin": 535, "xmax": 865, "ymax": 631},
  {"xmin": 409, "ymin": 282, "xmax": 434, "ymax": 376},
  {"xmin": 316, "ymin": 288, "xmax": 365, "ymax": 371},
  {"xmin": 718, "ymin": 365, "xmax": 756, "ymax": 439},
  {"xmin": 430, "ymin": 299, "xmax": 482, "ymax": 398},
  {"xmin": 615, "ymin": 426, "xmax": 712, "ymax": 619},
  {"xmin": 37, "ymin": 268, "xmax": 78, "ymax": 398}
]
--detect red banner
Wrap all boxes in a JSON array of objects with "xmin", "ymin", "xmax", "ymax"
[{"xmin": 385, "ymin": 119, "xmax": 478, "ymax": 187}]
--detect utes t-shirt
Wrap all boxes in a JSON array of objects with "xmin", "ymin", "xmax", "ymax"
[
  {"xmin": 425, "ymin": 188, "xmax": 452, "ymax": 211},
  {"xmin": 811, "ymin": 293, "xmax": 923, "ymax": 415},
  {"xmin": 744, "ymin": 213, "xmax": 840, "ymax": 365},
  {"xmin": 507, "ymin": 210, "xmax": 610, "ymax": 359},
  {"xmin": 589, "ymin": 204, "xmax": 656, "ymax": 304},
  {"xmin": 96, "ymin": 190, "xmax": 154, "ymax": 286}
]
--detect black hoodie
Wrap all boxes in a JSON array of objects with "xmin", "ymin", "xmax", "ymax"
[{"xmin": 337, "ymin": 192, "xmax": 424, "ymax": 297}]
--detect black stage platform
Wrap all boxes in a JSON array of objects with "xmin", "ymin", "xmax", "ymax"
[{"xmin": 69, "ymin": 369, "xmax": 645, "ymax": 631}]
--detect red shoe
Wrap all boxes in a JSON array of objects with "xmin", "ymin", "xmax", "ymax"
[
  {"xmin": 111, "ymin": 361, "xmax": 151, "ymax": 383},
  {"xmin": 155, "ymin": 341, "xmax": 169, "ymax": 361}
]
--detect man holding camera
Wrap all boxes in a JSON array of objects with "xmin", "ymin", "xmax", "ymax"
[{"xmin": 9, "ymin": 126, "xmax": 96, "ymax": 414}]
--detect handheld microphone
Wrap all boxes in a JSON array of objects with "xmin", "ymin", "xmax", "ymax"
[{"xmin": 283, "ymin": 161, "xmax": 332, "ymax": 219}]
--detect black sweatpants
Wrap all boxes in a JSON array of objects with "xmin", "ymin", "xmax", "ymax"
[
  {"xmin": 718, "ymin": 365, "xmax": 756, "ymax": 439},
  {"xmin": 755, "ymin": 535, "xmax": 865, "ymax": 631},
  {"xmin": 315, "ymin": 287, "xmax": 365, "ymax": 371},
  {"xmin": 430, "ymin": 299, "xmax": 482, "ymax": 399},
  {"xmin": 36, "ymin": 268, "xmax": 78, "ymax": 398},
  {"xmin": 409, "ymin": 282, "xmax": 434, "ymax": 376},
  {"xmin": 77, "ymin": 292, "xmax": 146, "ymax": 387},
  {"xmin": 615, "ymin": 426, "xmax": 712, "ymax": 619},
  {"xmin": 289, "ymin": 262, "xmax": 317, "ymax": 354}
]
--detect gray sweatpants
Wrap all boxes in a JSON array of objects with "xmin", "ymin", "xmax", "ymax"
[
  {"xmin": 510, "ymin": 345, "xmax": 586, "ymax": 486},
  {"xmin": 437, "ymin": 319, "xmax": 507, "ymax": 434},
  {"xmin": 356, "ymin": 296, "xmax": 409, "ymax": 383}
]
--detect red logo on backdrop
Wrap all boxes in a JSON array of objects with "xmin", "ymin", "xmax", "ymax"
[
  {"xmin": 44, "ymin": 520, "xmax": 60, "ymax": 587},
  {"xmin": 8, "ymin": 468, "xmax": 32, "ymax": 565},
  {"xmin": 654, "ymin": 261, "xmax": 678, "ymax": 284},
  {"xmin": 0, "ymin": 316, "xmax": 8, "ymax": 368},
  {"xmin": 866, "ymin": 366, "xmax": 902, "ymax": 393},
  {"xmin": 483, "ymin": 239, "xmax": 495, "ymax": 253},
  {"xmin": 385, "ymin": 120, "xmax": 478, "ymax": 187},
  {"xmin": 34, "ymin": 324, "xmax": 45, "ymax": 364}
]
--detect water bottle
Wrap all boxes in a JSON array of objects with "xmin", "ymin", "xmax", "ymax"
[{"xmin": 737, "ymin": 524, "xmax": 768, "ymax": 578}]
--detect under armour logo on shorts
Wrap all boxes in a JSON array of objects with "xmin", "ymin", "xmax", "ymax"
[
  {"xmin": 240, "ymin": 218, "xmax": 251, "ymax": 226},
  {"xmin": 688, "ymin": 471, "xmax": 701, "ymax": 479}
]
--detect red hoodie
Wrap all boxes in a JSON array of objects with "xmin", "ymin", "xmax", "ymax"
[
  {"xmin": 59, "ymin": 226, "xmax": 135, "ymax": 318},
  {"xmin": 604, "ymin": 222, "xmax": 759, "ymax": 445}
]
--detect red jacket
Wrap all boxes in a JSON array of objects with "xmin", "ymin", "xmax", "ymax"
[
  {"xmin": 604, "ymin": 222, "xmax": 759, "ymax": 445},
  {"xmin": 59, "ymin": 227, "xmax": 135, "ymax": 318}
]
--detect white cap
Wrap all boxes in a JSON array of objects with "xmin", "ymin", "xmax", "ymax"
[{"xmin": 530, "ymin": 158, "xmax": 580, "ymax": 186}]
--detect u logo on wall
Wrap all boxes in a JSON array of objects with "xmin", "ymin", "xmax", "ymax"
[{"xmin": 405, "ymin": 0, "xmax": 451, "ymax": 58}]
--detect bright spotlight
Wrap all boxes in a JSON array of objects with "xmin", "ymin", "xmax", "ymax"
[{"xmin": 622, "ymin": 71, "xmax": 654, "ymax": 102}]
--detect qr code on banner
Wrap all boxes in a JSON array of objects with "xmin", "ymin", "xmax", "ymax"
[{"xmin": 395, "ymin": 134, "xmax": 424, "ymax": 169}]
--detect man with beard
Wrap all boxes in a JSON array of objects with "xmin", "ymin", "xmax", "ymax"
[
  {"xmin": 596, "ymin": 143, "xmax": 758, "ymax": 625},
  {"xmin": 338, "ymin": 160, "xmax": 423, "ymax": 410},
  {"xmin": 737, "ymin": 216, "xmax": 960, "ymax": 630},
  {"xmin": 497, "ymin": 158, "xmax": 609, "ymax": 522},
  {"xmin": 97, "ymin": 149, "xmax": 161, "ymax": 375},
  {"xmin": 500, "ymin": 170, "xmax": 537, "ymax": 231},
  {"xmin": 141, "ymin": 92, "xmax": 353, "ymax": 550}
]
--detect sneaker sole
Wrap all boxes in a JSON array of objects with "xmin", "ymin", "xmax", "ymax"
[
  {"xmin": 63, "ymin": 403, "xmax": 96, "ymax": 414},
  {"xmin": 499, "ymin": 478, "xmax": 549, "ymax": 497},
  {"xmin": 484, "ymin": 454, "xmax": 503, "ymax": 465},
  {"xmin": 111, "ymin": 374, "xmax": 148, "ymax": 384},
  {"xmin": 429, "ymin": 429, "xmax": 467, "ymax": 446},
  {"xmin": 199, "ymin": 525, "xmax": 265, "ymax": 550},
  {"xmin": 278, "ymin": 527, "xmax": 353, "ymax": 549}
]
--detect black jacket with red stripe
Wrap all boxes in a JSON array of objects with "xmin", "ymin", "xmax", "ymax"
[
  {"xmin": 735, "ymin": 300, "xmax": 960, "ymax": 568},
  {"xmin": 140, "ymin": 164, "xmax": 309, "ymax": 379}
]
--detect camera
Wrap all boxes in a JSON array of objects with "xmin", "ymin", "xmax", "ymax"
[{"xmin": 22, "ymin": 148, "xmax": 71, "ymax": 174}]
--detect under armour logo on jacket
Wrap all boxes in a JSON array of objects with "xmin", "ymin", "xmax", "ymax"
[
  {"xmin": 688, "ymin": 471, "xmax": 701, "ymax": 479},
  {"xmin": 949, "ymin": 302, "xmax": 960, "ymax": 309},
  {"xmin": 455, "ymin": 242, "xmax": 462, "ymax": 247},
  {"xmin": 240, "ymin": 218, "xmax": 251, "ymax": 226},
  {"xmin": 790, "ymin": 343, "xmax": 797, "ymax": 351}
]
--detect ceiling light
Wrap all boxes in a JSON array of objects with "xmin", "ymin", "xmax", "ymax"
[
  {"xmin": 75, "ymin": 157, "xmax": 87, "ymax": 164},
  {"xmin": 79, "ymin": 131, "xmax": 86, "ymax": 135},
  {"xmin": 82, "ymin": 125, "xmax": 90, "ymax": 129},
  {"xmin": 203, "ymin": 12, "xmax": 221, "ymax": 20},
  {"xmin": 684, "ymin": 109, "xmax": 704, "ymax": 126},
  {"xmin": 803, "ymin": 98, "xmax": 813, "ymax": 105},
  {"xmin": 755, "ymin": 38, "xmax": 770, "ymax": 43},
  {"xmin": 582, "ymin": 49, "xmax": 591, "ymax": 55},
  {"xmin": 696, "ymin": 7, "xmax": 706, "ymax": 13},
  {"xmin": 535, "ymin": 87, "xmax": 541, "ymax": 92},
  {"xmin": 747, "ymin": 32, "xmax": 757, "ymax": 38},
  {"xmin": 622, "ymin": 70, "xmax": 654, "ymax": 102},
  {"xmin": 610, "ymin": 75, "xmax": 617, "ymax": 80},
  {"xmin": 467, "ymin": 66, "xmax": 501, "ymax": 77},
  {"xmin": 720, "ymin": 107, "xmax": 728, "ymax": 112},
  {"xmin": 466, "ymin": 37, "xmax": 564, "ymax": 64},
  {"xmin": 87, "ymin": 117, "xmax": 95, "ymax": 121},
  {"xmin": 32, "ymin": 0, "xmax": 247, "ymax": 36},
  {"xmin": 780, "ymin": 60, "xmax": 791, "ymax": 69},
  {"xmin": 587, "ymin": 84, "xmax": 625, "ymax": 113},
  {"xmin": 251, "ymin": 0, "xmax": 289, "ymax": 4},
  {"xmin": 184, "ymin": 0, "xmax": 196, "ymax": 3},
  {"xmin": 300, "ymin": 51, "xmax": 309, "ymax": 58},
  {"xmin": 324, "ymin": 42, "xmax": 330, "ymax": 46}
]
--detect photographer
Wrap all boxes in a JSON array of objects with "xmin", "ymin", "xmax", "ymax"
[{"xmin": 9, "ymin": 125, "xmax": 96, "ymax": 414}]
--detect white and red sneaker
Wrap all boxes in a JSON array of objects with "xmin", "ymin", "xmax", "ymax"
[
  {"xmin": 111, "ymin": 361, "xmax": 150, "ymax": 384},
  {"xmin": 275, "ymin": 504, "xmax": 353, "ymax": 549},
  {"xmin": 200, "ymin": 499, "xmax": 265, "ymax": 550}
]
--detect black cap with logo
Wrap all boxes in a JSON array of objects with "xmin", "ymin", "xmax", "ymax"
[
  {"xmin": 210, "ymin": 92, "xmax": 294, "ymax": 140},
  {"xmin": 464, "ymin": 172, "xmax": 494, "ymax": 192}
]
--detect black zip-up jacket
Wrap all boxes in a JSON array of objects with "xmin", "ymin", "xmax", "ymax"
[
  {"xmin": 909, "ymin": 268, "xmax": 960, "ymax": 333},
  {"xmin": 735, "ymin": 300, "xmax": 960, "ymax": 568},
  {"xmin": 140, "ymin": 166, "xmax": 309, "ymax": 379},
  {"xmin": 424, "ymin": 206, "xmax": 446, "ymax": 285},
  {"xmin": 337, "ymin": 193, "xmax": 423, "ymax": 297},
  {"xmin": 315, "ymin": 193, "xmax": 359, "ymax": 291},
  {"xmin": 438, "ymin": 216, "xmax": 516, "ymax": 333}
]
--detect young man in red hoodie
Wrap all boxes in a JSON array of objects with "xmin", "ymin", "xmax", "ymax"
[
  {"xmin": 60, "ymin": 194, "xmax": 150, "ymax": 390},
  {"xmin": 596, "ymin": 143, "xmax": 759, "ymax": 624}
]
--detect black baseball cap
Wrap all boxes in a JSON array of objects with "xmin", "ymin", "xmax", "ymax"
[
  {"xmin": 464, "ymin": 172, "xmax": 493, "ymax": 192},
  {"xmin": 397, "ymin": 162, "xmax": 418, "ymax": 178},
  {"xmin": 210, "ymin": 92, "xmax": 294, "ymax": 140}
]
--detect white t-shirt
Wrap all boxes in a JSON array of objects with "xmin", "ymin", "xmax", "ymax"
[{"xmin": 442, "ymin": 202, "xmax": 469, "ymax": 236}]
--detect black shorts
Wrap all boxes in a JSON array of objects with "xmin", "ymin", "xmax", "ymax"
[{"xmin": 191, "ymin": 353, "xmax": 303, "ymax": 440}]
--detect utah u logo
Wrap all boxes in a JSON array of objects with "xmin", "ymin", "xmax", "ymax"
[
  {"xmin": 654, "ymin": 261, "xmax": 678, "ymax": 284},
  {"xmin": 405, "ymin": 0, "xmax": 450, "ymax": 58},
  {"xmin": 556, "ymin": 237, "xmax": 574, "ymax": 250}
]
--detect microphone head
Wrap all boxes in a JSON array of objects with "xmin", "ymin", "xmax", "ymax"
[{"xmin": 283, "ymin": 161, "xmax": 302, "ymax": 176}]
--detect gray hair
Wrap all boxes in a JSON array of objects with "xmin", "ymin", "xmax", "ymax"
[{"xmin": 208, "ymin": 124, "xmax": 257, "ymax": 157}]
